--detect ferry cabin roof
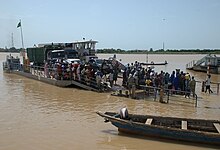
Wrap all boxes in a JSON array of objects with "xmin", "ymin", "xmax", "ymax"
[
  {"xmin": 35, "ymin": 40, "xmax": 98, "ymax": 62},
  {"xmin": 38, "ymin": 40, "xmax": 98, "ymax": 50},
  {"xmin": 72, "ymin": 40, "xmax": 98, "ymax": 50}
]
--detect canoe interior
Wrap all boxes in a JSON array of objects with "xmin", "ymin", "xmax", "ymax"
[{"xmin": 104, "ymin": 112, "xmax": 220, "ymax": 134}]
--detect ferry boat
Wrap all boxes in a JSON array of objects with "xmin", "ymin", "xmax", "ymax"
[
  {"xmin": 3, "ymin": 54, "xmax": 21, "ymax": 73},
  {"xmin": 186, "ymin": 54, "xmax": 220, "ymax": 74},
  {"xmin": 2, "ymin": 40, "xmax": 109, "ymax": 91}
]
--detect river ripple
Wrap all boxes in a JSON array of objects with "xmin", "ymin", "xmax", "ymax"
[{"xmin": 0, "ymin": 53, "xmax": 219, "ymax": 150}]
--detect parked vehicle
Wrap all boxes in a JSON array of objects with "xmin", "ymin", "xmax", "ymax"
[
  {"xmin": 27, "ymin": 47, "xmax": 45, "ymax": 66},
  {"xmin": 48, "ymin": 49, "xmax": 79, "ymax": 62},
  {"xmin": 65, "ymin": 58, "xmax": 81, "ymax": 65},
  {"xmin": 88, "ymin": 58, "xmax": 104, "ymax": 69}
]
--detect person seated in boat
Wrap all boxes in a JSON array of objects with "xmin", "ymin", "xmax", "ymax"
[{"xmin": 119, "ymin": 107, "xmax": 129, "ymax": 120}]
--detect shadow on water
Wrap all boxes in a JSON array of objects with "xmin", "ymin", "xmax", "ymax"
[
  {"xmin": 100, "ymin": 128, "xmax": 220, "ymax": 149},
  {"xmin": 102, "ymin": 129, "xmax": 220, "ymax": 149},
  {"xmin": 203, "ymin": 106, "xmax": 220, "ymax": 109},
  {"xmin": 101, "ymin": 129, "xmax": 119, "ymax": 136}
]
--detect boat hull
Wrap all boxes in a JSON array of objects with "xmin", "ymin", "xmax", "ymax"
[
  {"xmin": 140, "ymin": 62, "xmax": 168, "ymax": 66},
  {"xmin": 11, "ymin": 70, "xmax": 72, "ymax": 87},
  {"xmin": 4, "ymin": 70, "xmax": 99, "ymax": 91},
  {"xmin": 97, "ymin": 112, "xmax": 220, "ymax": 145},
  {"xmin": 112, "ymin": 120, "xmax": 220, "ymax": 145}
]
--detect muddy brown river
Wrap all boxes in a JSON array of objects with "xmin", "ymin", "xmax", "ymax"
[{"xmin": 0, "ymin": 53, "xmax": 219, "ymax": 149}]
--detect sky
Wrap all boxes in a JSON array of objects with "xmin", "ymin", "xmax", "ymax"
[{"xmin": 0, "ymin": 0, "xmax": 220, "ymax": 50}]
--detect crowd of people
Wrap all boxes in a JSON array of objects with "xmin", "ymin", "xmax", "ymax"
[
  {"xmin": 43, "ymin": 58, "xmax": 214, "ymax": 96},
  {"xmin": 43, "ymin": 58, "xmax": 120, "ymax": 91},
  {"xmin": 121, "ymin": 61, "xmax": 197, "ymax": 98}
]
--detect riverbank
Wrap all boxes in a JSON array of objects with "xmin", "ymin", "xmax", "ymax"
[
  {"xmin": 96, "ymin": 49, "xmax": 220, "ymax": 55},
  {"xmin": 1, "ymin": 50, "xmax": 220, "ymax": 55},
  {"xmin": 97, "ymin": 52, "xmax": 220, "ymax": 55}
]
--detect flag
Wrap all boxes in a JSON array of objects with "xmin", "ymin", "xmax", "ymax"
[{"xmin": 17, "ymin": 21, "xmax": 21, "ymax": 28}]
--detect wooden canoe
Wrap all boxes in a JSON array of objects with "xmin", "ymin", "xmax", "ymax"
[
  {"xmin": 140, "ymin": 61, "xmax": 168, "ymax": 66},
  {"xmin": 97, "ymin": 111, "xmax": 220, "ymax": 145}
]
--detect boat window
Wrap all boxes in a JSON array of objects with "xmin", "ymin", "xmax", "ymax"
[
  {"xmin": 51, "ymin": 51, "xmax": 65, "ymax": 59},
  {"xmin": 67, "ymin": 51, "xmax": 79, "ymax": 59}
]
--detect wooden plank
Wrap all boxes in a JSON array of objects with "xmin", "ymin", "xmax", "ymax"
[
  {"xmin": 145, "ymin": 118, "xmax": 153, "ymax": 125},
  {"xmin": 214, "ymin": 123, "xmax": 220, "ymax": 133},
  {"xmin": 182, "ymin": 121, "xmax": 187, "ymax": 130}
]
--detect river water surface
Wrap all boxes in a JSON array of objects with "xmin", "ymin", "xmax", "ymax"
[{"xmin": 0, "ymin": 53, "xmax": 219, "ymax": 150}]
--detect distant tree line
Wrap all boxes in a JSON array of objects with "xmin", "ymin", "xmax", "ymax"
[
  {"xmin": 1, "ymin": 47, "xmax": 220, "ymax": 54},
  {"xmin": 0, "ymin": 47, "xmax": 21, "ymax": 53},
  {"xmin": 96, "ymin": 48, "xmax": 220, "ymax": 54}
]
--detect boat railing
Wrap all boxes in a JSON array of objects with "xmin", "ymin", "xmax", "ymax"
[
  {"xmin": 3, "ymin": 61, "xmax": 111, "ymax": 91},
  {"xmin": 195, "ymin": 57, "xmax": 206, "ymax": 66},
  {"xmin": 140, "ymin": 85, "xmax": 198, "ymax": 107},
  {"xmin": 2, "ymin": 62, "xmax": 8, "ymax": 69},
  {"xmin": 186, "ymin": 60, "xmax": 196, "ymax": 69},
  {"xmin": 166, "ymin": 88, "xmax": 198, "ymax": 107},
  {"xmin": 199, "ymin": 80, "xmax": 220, "ymax": 94},
  {"xmin": 2, "ymin": 61, "xmax": 21, "ymax": 71},
  {"xmin": 25, "ymin": 64, "xmax": 109, "ymax": 91}
]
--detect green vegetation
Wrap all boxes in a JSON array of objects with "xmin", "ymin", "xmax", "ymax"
[
  {"xmin": 1, "ymin": 47, "xmax": 220, "ymax": 54},
  {"xmin": 97, "ymin": 48, "xmax": 220, "ymax": 54},
  {"xmin": 0, "ymin": 47, "xmax": 21, "ymax": 53}
]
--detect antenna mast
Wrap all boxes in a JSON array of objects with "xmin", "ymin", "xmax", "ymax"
[{"xmin": 11, "ymin": 33, "xmax": 14, "ymax": 48}]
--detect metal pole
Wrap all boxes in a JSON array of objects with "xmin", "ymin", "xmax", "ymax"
[
  {"xmin": 195, "ymin": 94, "xmax": 198, "ymax": 107},
  {"xmin": 167, "ymin": 90, "xmax": 170, "ymax": 103},
  {"xmin": 163, "ymin": 42, "xmax": 165, "ymax": 51},
  {"xmin": 146, "ymin": 53, "xmax": 148, "ymax": 63},
  {"xmin": 19, "ymin": 19, "xmax": 24, "ymax": 49},
  {"xmin": 202, "ymin": 81, "xmax": 205, "ymax": 92},
  {"xmin": 18, "ymin": 19, "xmax": 25, "ymax": 68},
  {"xmin": 207, "ymin": 58, "xmax": 210, "ymax": 75},
  {"xmin": 217, "ymin": 83, "xmax": 219, "ymax": 95},
  {"xmin": 162, "ymin": 18, "xmax": 166, "ymax": 51},
  {"xmin": 11, "ymin": 33, "xmax": 14, "ymax": 47}
]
